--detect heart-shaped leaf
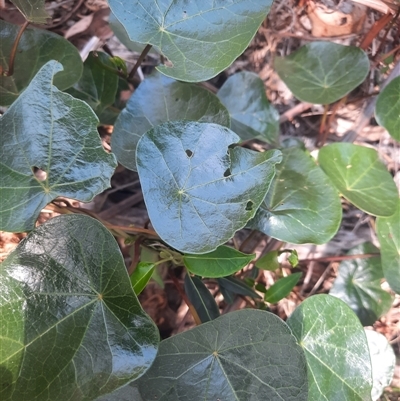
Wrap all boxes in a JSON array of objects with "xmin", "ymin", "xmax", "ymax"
[
  {"xmin": 135, "ymin": 309, "xmax": 308, "ymax": 400},
  {"xmin": 274, "ymin": 42, "xmax": 369, "ymax": 104},
  {"xmin": 376, "ymin": 199, "xmax": 400, "ymax": 293},
  {"xmin": 217, "ymin": 71, "xmax": 279, "ymax": 143},
  {"xmin": 0, "ymin": 60, "xmax": 117, "ymax": 232},
  {"xmin": 0, "ymin": 214, "xmax": 159, "ymax": 401},
  {"xmin": 10, "ymin": 0, "xmax": 50, "ymax": 23},
  {"xmin": 287, "ymin": 295, "xmax": 373, "ymax": 401},
  {"xmin": 136, "ymin": 121, "xmax": 282, "ymax": 253},
  {"xmin": 112, "ymin": 71, "xmax": 230, "ymax": 171},
  {"xmin": 0, "ymin": 20, "xmax": 82, "ymax": 105},
  {"xmin": 264, "ymin": 272, "xmax": 302, "ymax": 303},
  {"xmin": 318, "ymin": 143, "xmax": 398, "ymax": 217},
  {"xmin": 108, "ymin": 0, "xmax": 273, "ymax": 82},
  {"xmin": 375, "ymin": 76, "xmax": 400, "ymax": 141},
  {"xmin": 329, "ymin": 243, "xmax": 393, "ymax": 326},
  {"xmin": 249, "ymin": 147, "xmax": 342, "ymax": 244},
  {"xmin": 183, "ymin": 246, "xmax": 255, "ymax": 278}
]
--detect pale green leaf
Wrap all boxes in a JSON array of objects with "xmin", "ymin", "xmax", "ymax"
[{"xmin": 131, "ymin": 262, "xmax": 155, "ymax": 295}]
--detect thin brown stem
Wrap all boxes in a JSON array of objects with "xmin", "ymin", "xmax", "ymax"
[
  {"xmin": 4, "ymin": 20, "xmax": 29, "ymax": 77},
  {"xmin": 299, "ymin": 253, "xmax": 380, "ymax": 264},
  {"xmin": 128, "ymin": 44, "xmax": 152, "ymax": 82}
]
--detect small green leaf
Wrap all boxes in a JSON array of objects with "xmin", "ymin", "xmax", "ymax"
[
  {"xmin": 108, "ymin": 0, "xmax": 273, "ymax": 82},
  {"xmin": 375, "ymin": 76, "xmax": 400, "ymax": 141},
  {"xmin": 275, "ymin": 42, "xmax": 369, "ymax": 104},
  {"xmin": 135, "ymin": 309, "xmax": 308, "ymax": 401},
  {"xmin": 318, "ymin": 143, "xmax": 398, "ymax": 217},
  {"xmin": 131, "ymin": 262, "xmax": 155, "ymax": 295},
  {"xmin": 136, "ymin": 121, "xmax": 282, "ymax": 253},
  {"xmin": 217, "ymin": 71, "xmax": 279, "ymax": 143},
  {"xmin": 183, "ymin": 246, "xmax": 255, "ymax": 278},
  {"xmin": 376, "ymin": 199, "xmax": 400, "ymax": 293},
  {"xmin": 0, "ymin": 214, "xmax": 159, "ymax": 400},
  {"xmin": 184, "ymin": 274, "xmax": 220, "ymax": 323},
  {"xmin": 217, "ymin": 276, "xmax": 262, "ymax": 299},
  {"xmin": 287, "ymin": 249, "xmax": 299, "ymax": 267},
  {"xmin": 219, "ymin": 284, "xmax": 235, "ymax": 304},
  {"xmin": 287, "ymin": 295, "xmax": 373, "ymax": 401},
  {"xmin": 329, "ymin": 243, "xmax": 393, "ymax": 325},
  {"xmin": 256, "ymin": 250, "xmax": 280, "ymax": 271},
  {"xmin": 264, "ymin": 272, "xmax": 301, "ymax": 303},
  {"xmin": 10, "ymin": 0, "xmax": 50, "ymax": 23},
  {"xmin": 112, "ymin": 71, "xmax": 230, "ymax": 171},
  {"xmin": 66, "ymin": 51, "xmax": 119, "ymax": 117},
  {"xmin": 0, "ymin": 60, "xmax": 117, "ymax": 232},
  {"xmin": 249, "ymin": 147, "xmax": 342, "ymax": 244},
  {"xmin": 0, "ymin": 20, "xmax": 82, "ymax": 105}
]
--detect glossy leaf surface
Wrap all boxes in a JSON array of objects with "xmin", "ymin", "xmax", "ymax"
[
  {"xmin": 108, "ymin": 0, "xmax": 272, "ymax": 82},
  {"xmin": 66, "ymin": 51, "xmax": 119, "ymax": 117},
  {"xmin": 184, "ymin": 274, "xmax": 220, "ymax": 323},
  {"xmin": 130, "ymin": 262, "xmax": 155, "ymax": 295},
  {"xmin": 287, "ymin": 295, "xmax": 373, "ymax": 401},
  {"xmin": 375, "ymin": 76, "xmax": 400, "ymax": 141},
  {"xmin": 0, "ymin": 61, "xmax": 117, "ymax": 232},
  {"xmin": 0, "ymin": 20, "xmax": 82, "ymax": 105},
  {"xmin": 264, "ymin": 272, "xmax": 302, "ymax": 303},
  {"xmin": 112, "ymin": 72, "xmax": 230, "ymax": 171},
  {"xmin": 318, "ymin": 143, "xmax": 398, "ymax": 217},
  {"xmin": 136, "ymin": 121, "xmax": 282, "ymax": 253},
  {"xmin": 217, "ymin": 276, "xmax": 261, "ymax": 299},
  {"xmin": 275, "ymin": 42, "xmax": 369, "ymax": 104},
  {"xmin": 10, "ymin": 0, "xmax": 50, "ymax": 23},
  {"xmin": 330, "ymin": 243, "xmax": 392, "ymax": 326},
  {"xmin": 183, "ymin": 246, "xmax": 255, "ymax": 278},
  {"xmin": 136, "ymin": 309, "xmax": 308, "ymax": 401},
  {"xmin": 0, "ymin": 214, "xmax": 159, "ymax": 401},
  {"xmin": 377, "ymin": 199, "xmax": 400, "ymax": 293},
  {"xmin": 217, "ymin": 71, "xmax": 279, "ymax": 143},
  {"xmin": 249, "ymin": 147, "xmax": 342, "ymax": 244}
]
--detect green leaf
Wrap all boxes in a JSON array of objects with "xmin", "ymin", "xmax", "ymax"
[
  {"xmin": 219, "ymin": 284, "xmax": 235, "ymax": 304},
  {"xmin": 256, "ymin": 250, "xmax": 280, "ymax": 271},
  {"xmin": 0, "ymin": 60, "xmax": 117, "ymax": 232},
  {"xmin": 183, "ymin": 246, "xmax": 255, "ymax": 278},
  {"xmin": 375, "ymin": 76, "xmax": 400, "ymax": 141},
  {"xmin": 329, "ymin": 243, "xmax": 393, "ymax": 326},
  {"xmin": 108, "ymin": 0, "xmax": 273, "ymax": 82},
  {"xmin": 365, "ymin": 330, "xmax": 396, "ymax": 401},
  {"xmin": 184, "ymin": 274, "xmax": 220, "ymax": 323},
  {"xmin": 217, "ymin": 71, "xmax": 279, "ymax": 143},
  {"xmin": 287, "ymin": 294, "xmax": 373, "ymax": 401},
  {"xmin": 66, "ymin": 51, "xmax": 119, "ymax": 117},
  {"xmin": 0, "ymin": 20, "xmax": 82, "ymax": 105},
  {"xmin": 112, "ymin": 71, "xmax": 230, "ymax": 171},
  {"xmin": 274, "ymin": 42, "xmax": 369, "ymax": 104},
  {"xmin": 217, "ymin": 276, "xmax": 261, "ymax": 299},
  {"xmin": 376, "ymin": 199, "xmax": 400, "ymax": 293},
  {"xmin": 135, "ymin": 309, "xmax": 308, "ymax": 401},
  {"xmin": 10, "ymin": 0, "xmax": 50, "ymax": 23},
  {"xmin": 136, "ymin": 121, "xmax": 282, "ymax": 253},
  {"xmin": 318, "ymin": 143, "xmax": 398, "ymax": 217},
  {"xmin": 0, "ymin": 214, "xmax": 159, "ymax": 401},
  {"xmin": 264, "ymin": 272, "xmax": 302, "ymax": 303},
  {"xmin": 131, "ymin": 262, "xmax": 155, "ymax": 295},
  {"xmin": 287, "ymin": 249, "xmax": 299, "ymax": 267},
  {"xmin": 249, "ymin": 147, "xmax": 342, "ymax": 244}
]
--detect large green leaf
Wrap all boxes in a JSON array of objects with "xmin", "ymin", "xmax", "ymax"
[
  {"xmin": 183, "ymin": 246, "xmax": 255, "ymax": 278},
  {"xmin": 375, "ymin": 76, "xmax": 400, "ymax": 141},
  {"xmin": 287, "ymin": 295, "xmax": 373, "ymax": 401},
  {"xmin": 108, "ymin": 0, "xmax": 273, "ymax": 82},
  {"xmin": 318, "ymin": 143, "xmax": 398, "ymax": 217},
  {"xmin": 10, "ymin": 0, "xmax": 50, "ymax": 23},
  {"xmin": 136, "ymin": 121, "xmax": 282, "ymax": 253},
  {"xmin": 249, "ymin": 147, "xmax": 342, "ymax": 244},
  {"xmin": 329, "ymin": 243, "xmax": 393, "ymax": 326},
  {"xmin": 0, "ymin": 61, "xmax": 117, "ymax": 232},
  {"xmin": 135, "ymin": 309, "xmax": 308, "ymax": 400},
  {"xmin": 274, "ymin": 42, "xmax": 369, "ymax": 104},
  {"xmin": 112, "ymin": 71, "xmax": 230, "ymax": 171},
  {"xmin": 0, "ymin": 20, "xmax": 82, "ymax": 105},
  {"xmin": 0, "ymin": 214, "xmax": 159, "ymax": 401},
  {"xmin": 376, "ymin": 199, "xmax": 400, "ymax": 293},
  {"xmin": 217, "ymin": 71, "xmax": 279, "ymax": 143}
]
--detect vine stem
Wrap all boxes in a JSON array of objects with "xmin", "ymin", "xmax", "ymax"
[
  {"xmin": 4, "ymin": 20, "xmax": 29, "ymax": 77},
  {"xmin": 299, "ymin": 253, "xmax": 379, "ymax": 264},
  {"xmin": 128, "ymin": 44, "xmax": 152, "ymax": 82}
]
